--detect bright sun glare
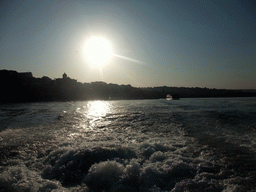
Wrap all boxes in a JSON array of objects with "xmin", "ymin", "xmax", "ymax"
[{"xmin": 84, "ymin": 37, "xmax": 113, "ymax": 67}]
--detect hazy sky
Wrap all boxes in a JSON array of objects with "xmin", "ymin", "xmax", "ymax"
[{"xmin": 1, "ymin": 0, "xmax": 255, "ymax": 89}]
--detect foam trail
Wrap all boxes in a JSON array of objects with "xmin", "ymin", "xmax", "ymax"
[{"xmin": 1, "ymin": 98, "xmax": 256, "ymax": 191}]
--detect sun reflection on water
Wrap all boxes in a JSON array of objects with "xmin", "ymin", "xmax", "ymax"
[
  {"xmin": 85, "ymin": 101, "xmax": 112, "ymax": 129},
  {"xmin": 87, "ymin": 101, "xmax": 111, "ymax": 118},
  {"xmin": 68, "ymin": 101, "xmax": 113, "ymax": 138}
]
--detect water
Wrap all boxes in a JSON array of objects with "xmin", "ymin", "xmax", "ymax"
[{"xmin": 0, "ymin": 98, "xmax": 256, "ymax": 192}]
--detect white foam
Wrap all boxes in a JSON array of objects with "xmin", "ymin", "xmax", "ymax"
[
  {"xmin": 1, "ymin": 99, "xmax": 256, "ymax": 191},
  {"xmin": 0, "ymin": 164, "xmax": 65, "ymax": 192}
]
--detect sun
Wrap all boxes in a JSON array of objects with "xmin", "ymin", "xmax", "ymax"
[{"xmin": 84, "ymin": 37, "xmax": 113, "ymax": 67}]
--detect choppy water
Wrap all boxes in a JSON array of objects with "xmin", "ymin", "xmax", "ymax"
[{"xmin": 0, "ymin": 98, "xmax": 256, "ymax": 192}]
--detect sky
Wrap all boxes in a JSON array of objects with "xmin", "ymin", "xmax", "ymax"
[{"xmin": 1, "ymin": 0, "xmax": 255, "ymax": 89}]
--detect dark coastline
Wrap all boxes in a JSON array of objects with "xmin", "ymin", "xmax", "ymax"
[{"xmin": 1, "ymin": 69, "xmax": 256, "ymax": 103}]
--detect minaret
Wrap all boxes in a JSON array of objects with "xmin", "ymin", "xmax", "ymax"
[{"xmin": 62, "ymin": 73, "xmax": 67, "ymax": 79}]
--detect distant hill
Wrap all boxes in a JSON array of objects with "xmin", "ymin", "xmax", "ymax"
[
  {"xmin": 240, "ymin": 89, "xmax": 256, "ymax": 93},
  {"xmin": 1, "ymin": 70, "xmax": 255, "ymax": 103}
]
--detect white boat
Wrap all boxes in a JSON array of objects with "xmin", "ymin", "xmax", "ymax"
[{"xmin": 166, "ymin": 94, "xmax": 180, "ymax": 100}]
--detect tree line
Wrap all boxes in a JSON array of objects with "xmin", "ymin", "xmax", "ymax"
[{"xmin": 0, "ymin": 70, "xmax": 255, "ymax": 103}]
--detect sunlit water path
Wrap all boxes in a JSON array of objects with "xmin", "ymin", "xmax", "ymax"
[{"xmin": 0, "ymin": 98, "xmax": 256, "ymax": 191}]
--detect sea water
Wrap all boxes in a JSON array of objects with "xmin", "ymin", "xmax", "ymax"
[{"xmin": 0, "ymin": 98, "xmax": 256, "ymax": 192}]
